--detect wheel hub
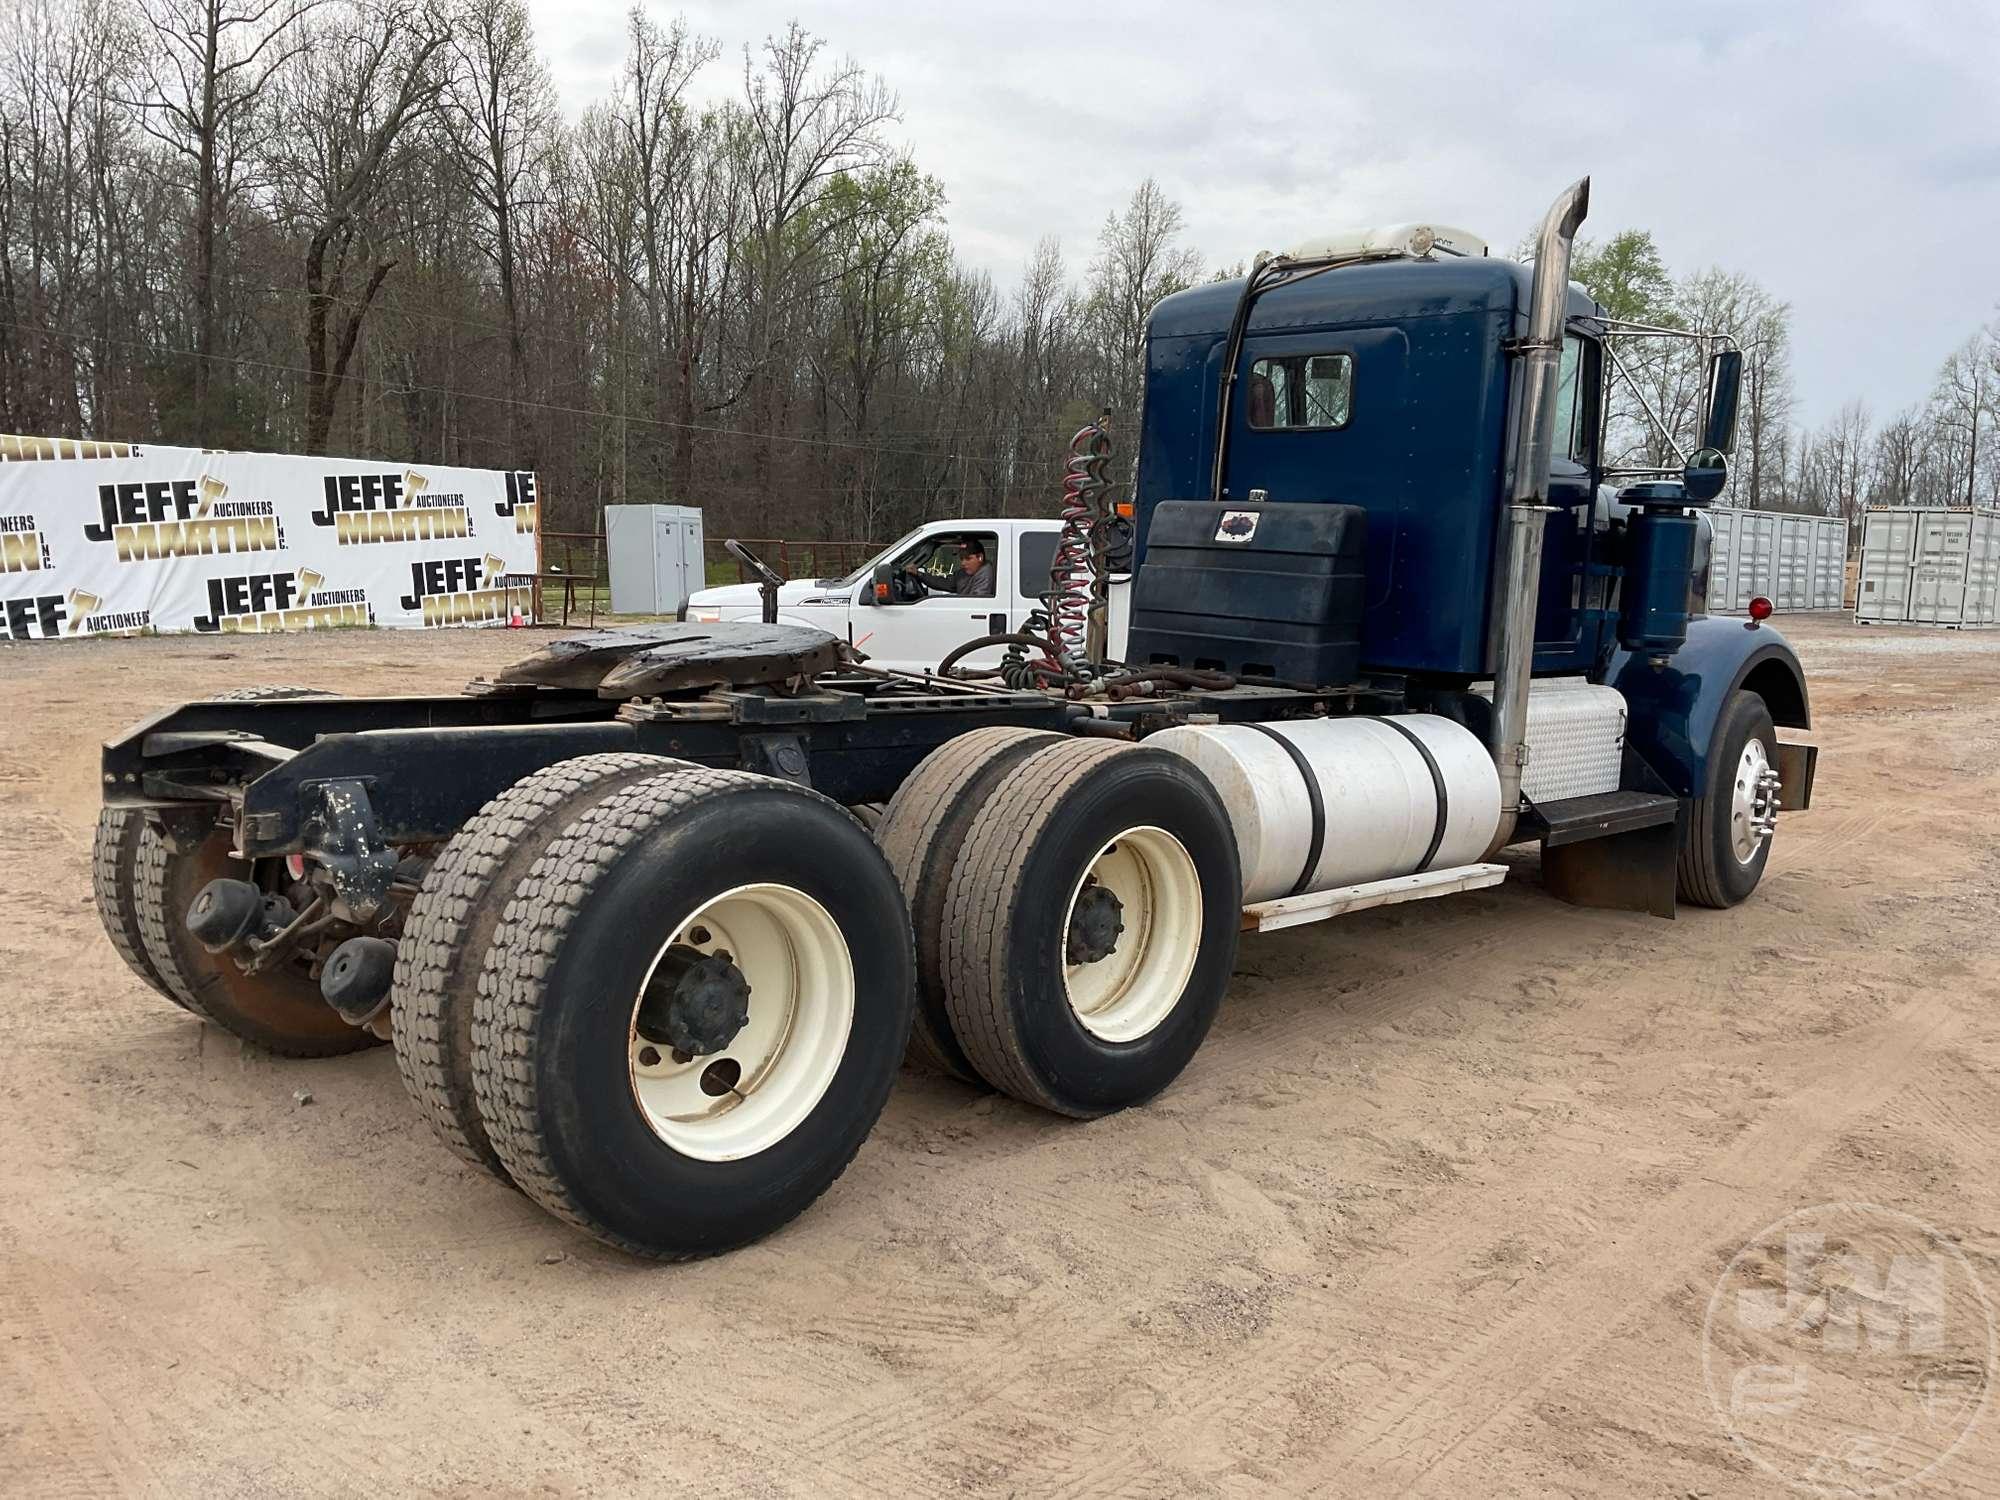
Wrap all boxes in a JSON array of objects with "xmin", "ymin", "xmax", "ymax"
[
  {"xmin": 636, "ymin": 947, "xmax": 752, "ymax": 1056},
  {"xmin": 1066, "ymin": 881, "xmax": 1125, "ymax": 966},
  {"xmin": 1729, "ymin": 739, "xmax": 1783, "ymax": 865}
]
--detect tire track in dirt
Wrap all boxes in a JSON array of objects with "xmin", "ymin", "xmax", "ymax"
[
  {"xmin": 976, "ymin": 975, "xmax": 1970, "ymax": 1496},
  {"xmin": 765, "ymin": 907, "xmax": 1625, "ymax": 1493},
  {"xmin": 0, "ymin": 1257, "xmax": 159, "ymax": 1498},
  {"xmin": 1303, "ymin": 990, "xmax": 1967, "ymax": 1492}
]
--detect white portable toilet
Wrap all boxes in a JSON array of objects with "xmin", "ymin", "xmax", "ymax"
[{"xmin": 604, "ymin": 504, "xmax": 705, "ymax": 615}]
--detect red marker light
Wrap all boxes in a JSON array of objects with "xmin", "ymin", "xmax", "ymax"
[{"xmin": 1747, "ymin": 596, "xmax": 1773, "ymax": 621}]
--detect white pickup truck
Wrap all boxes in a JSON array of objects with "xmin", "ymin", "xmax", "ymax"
[{"xmin": 685, "ymin": 517, "xmax": 1097, "ymax": 673}]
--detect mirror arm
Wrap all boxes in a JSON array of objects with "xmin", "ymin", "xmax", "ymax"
[{"xmin": 1604, "ymin": 339, "xmax": 1688, "ymax": 466}]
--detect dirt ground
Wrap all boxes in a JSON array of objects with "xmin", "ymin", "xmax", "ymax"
[{"xmin": 4, "ymin": 614, "xmax": 1999, "ymax": 1498}]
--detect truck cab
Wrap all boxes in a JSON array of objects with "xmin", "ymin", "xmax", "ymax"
[
  {"xmin": 1137, "ymin": 245, "xmax": 1625, "ymax": 678},
  {"xmin": 683, "ymin": 517, "xmax": 1065, "ymax": 673},
  {"xmin": 1129, "ymin": 207, "xmax": 1813, "ymax": 829}
]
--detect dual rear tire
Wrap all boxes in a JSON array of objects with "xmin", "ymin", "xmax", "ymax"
[
  {"xmin": 878, "ymin": 735, "xmax": 1241, "ymax": 1118},
  {"xmin": 389, "ymin": 734, "xmax": 1239, "ymax": 1253},
  {"xmin": 392, "ymin": 760, "xmax": 915, "ymax": 1258},
  {"xmin": 93, "ymin": 685, "xmax": 379, "ymax": 1057}
]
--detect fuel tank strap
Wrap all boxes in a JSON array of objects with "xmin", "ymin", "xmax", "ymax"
[
  {"xmin": 1239, "ymin": 721, "xmax": 1325, "ymax": 897},
  {"xmin": 1370, "ymin": 717, "xmax": 1449, "ymax": 872}
]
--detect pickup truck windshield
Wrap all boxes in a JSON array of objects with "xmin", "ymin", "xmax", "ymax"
[{"xmin": 826, "ymin": 527, "xmax": 927, "ymax": 587}]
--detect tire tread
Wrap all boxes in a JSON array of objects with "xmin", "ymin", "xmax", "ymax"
[
  {"xmin": 874, "ymin": 725, "xmax": 1063, "ymax": 1080},
  {"xmin": 939, "ymin": 738, "xmax": 1133, "ymax": 1114},
  {"xmin": 1677, "ymin": 691, "xmax": 1775, "ymax": 910},
  {"xmin": 469, "ymin": 766, "xmax": 879, "ymax": 1259},
  {"xmin": 93, "ymin": 809, "xmax": 179, "ymax": 1005},
  {"xmin": 390, "ymin": 752, "xmax": 681, "ymax": 1181}
]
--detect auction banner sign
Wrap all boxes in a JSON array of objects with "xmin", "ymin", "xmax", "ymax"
[{"xmin": 0, "ymin": 434, "xmax": 540, "ymax": 641}]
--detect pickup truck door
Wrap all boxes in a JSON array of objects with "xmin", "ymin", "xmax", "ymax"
[
  {"xmin": 849, "ymin": 525, "xmax": 1010, "ymax": 673},
  {"xmin": 1014, "ymin": 525, "xmax": 1060, "ymax": 634}
]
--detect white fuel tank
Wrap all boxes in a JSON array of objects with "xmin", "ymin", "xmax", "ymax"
[{"xmin": 1151, "ymin": 715, "xmax": 1502, "ymax": 904}]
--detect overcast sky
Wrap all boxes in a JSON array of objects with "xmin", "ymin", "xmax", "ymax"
[{"xmin": 527, "ymin": 0, "xmax": 2000, "ymax": 430}]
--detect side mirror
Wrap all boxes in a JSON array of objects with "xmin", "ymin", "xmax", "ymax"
[
  {"xmin": 1683, "ymin": 446, "xmax": 1729, "ymax": 504},
  {"xmin": 865, "ymin": 563, "xmax": 894, "ymax": 606},
  {"xmin": 1703, "ymin": 349, "xmax": 1743, "ymax": 455}
]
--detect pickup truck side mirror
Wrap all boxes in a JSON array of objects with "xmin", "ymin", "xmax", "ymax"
[{"xmin": 863, "ymin": 562, "xmax": 894, "ymax": 606}]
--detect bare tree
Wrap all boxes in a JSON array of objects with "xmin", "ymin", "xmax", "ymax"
[
  {"xmin": 1929, "ymin": 327, "xmax": 1997, "ymax": 508},
  {"xmin": 1824, "ymin": 399, "xmax": 1872, "ymax": 536},
  {"xmin": 272, "ymin": 0, "xmax": 451, "ymax": 453},
  {"xmin": 1736, "ymin": 292, "xmax": 1792, "ymax": 509},
  {"xmin": 442, "ymin": 0, "xmax": 552, "ymax": 464},
  {"xmin": 735, "ymin": 24, "xmax": 895, "ymax": 517},
  {"xmin": 1085, "ymin": 178, "xmax": 1202, "ymax": 422},
  {"xmin": 611, "ymin": 9, "xmax": 721, "ymax": 499},
  {"xmin": 126, "ymin": 0, "xmax": 317, "ymax": 441}
]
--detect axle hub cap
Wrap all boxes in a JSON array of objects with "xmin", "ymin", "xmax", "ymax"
[
  {"xmin": 1066, "ymin": 881, "xmax": 1125, "ymax": 966},
  {"xmin": 637, "ymin": 948, "xmax": 751, "ymax": 1056}
]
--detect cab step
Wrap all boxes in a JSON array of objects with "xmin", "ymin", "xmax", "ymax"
[{"xmin": 1525, "ymin": 790, "xmax": 1680, "ymax": 846}]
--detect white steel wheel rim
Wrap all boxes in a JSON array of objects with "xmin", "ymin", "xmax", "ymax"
[
  {"xmin": 1062, "ymin": 825, "xmax": 1203, "ymax": 1044},
  {"xmin": 627, "ymin": 882, "xmax": 854, "ymax": 1162},
  {"xmin": 1730, "ymin": 737, "xmax": 1774, "ymax": 865}
]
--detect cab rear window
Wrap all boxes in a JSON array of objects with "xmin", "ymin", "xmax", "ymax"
[{"xmin": 1247, "ymin": 353, "xmax": 1353, "ymax": 430}]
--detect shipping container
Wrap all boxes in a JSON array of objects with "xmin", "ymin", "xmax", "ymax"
[
  {"xmin": 1855, "ymin": 507, "xmax": 2000, "ymax": 626},
  {"xmin": 1703, "ymin": 507, "xmax": 1847, "ymax": 615}
]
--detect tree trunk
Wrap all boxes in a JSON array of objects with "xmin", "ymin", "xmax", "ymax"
[{"xmin": 192, "ymin": 1, "xmax": 220, "ymax": 442}]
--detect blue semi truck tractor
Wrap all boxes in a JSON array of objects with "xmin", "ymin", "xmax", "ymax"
[{"xmin": 94, "ymin": 178, "xmax": 1815, "ymax": 1258}]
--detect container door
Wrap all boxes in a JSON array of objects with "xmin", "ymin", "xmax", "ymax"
[
  {"xmin": 1858, "ymin": 510, "xmax": 1915, "ymax": 621},
  {"xmin": 1707, "ymin": 510, "xmax": 1737, "ymax": 613},
  {"xmin": 1813, "ymin": 518, "xmax": 1844, "ymax": 611},
  {"xmin": 1967, "ymin": 512, "xmax": 2000, "ymax": 626},
  {"xmin": 648, "ymin": 518, "xmax": 677, "ymax": 613},
  {"xmin": 1749, "ymin": 512, "xmax": 1778, "ymax": 611},
  {"xmin": 1775, "ymin": 517, "xmax": 1806, "ymax": 610},
  {"xmin": 680, "ymin": 519, "xmax": 703, "ymax": 602},
  {"xmin": 1914, "ymin": 512, "xmax": 1971, "ymax": 623}
]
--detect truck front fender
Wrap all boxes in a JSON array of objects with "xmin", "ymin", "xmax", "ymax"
[{"xmin": 1608, "ymin": 616, "xmax": 1810, "ymax": 798}]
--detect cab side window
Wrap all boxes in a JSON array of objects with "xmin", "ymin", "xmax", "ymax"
[
  {"xmin": 1247, "ymin": 353, "xmax": 1353, "ymax": 430},
  {"xmin": 902, "ymin": 533, "xmax": 997, "ymax": 587},
  {"xmin": 1551, "ymin": 333, "xmax": 1601, "ymax": 464},
  {"xmin": 1018, "ymin": 530, "xmax": 1059, "ymax": 600}
]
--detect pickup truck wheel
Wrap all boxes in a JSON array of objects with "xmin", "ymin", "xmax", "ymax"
[
  {"xmin": 873, "ymin": 725, "xmax": 1065, "ymax": 1084},
  {"xmin": 134, "ymin": 822, "xmax": 380, "ymax": 1056},
  {"xmin": 470, "ymin": 767, "xmax": 914, "ymax": 1259},
  {"xmin": 1679, "ymin": 689, "xmax": 1781, "ymax": 909},
  {"xmin": 941, "ymin": 740, "xmax": 1240, "ymax": 1117},
  {"xmin": 390, "ymin": 753, "xmax": 684, "ymax": 1184}
]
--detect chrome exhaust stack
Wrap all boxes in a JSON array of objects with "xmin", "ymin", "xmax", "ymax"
[{"xmin": 1485, "ymin": 176, "xmax": 1590, "ymax": 854}]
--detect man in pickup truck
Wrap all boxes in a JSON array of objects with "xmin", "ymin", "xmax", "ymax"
[{"xmin": 907, "ymin": 536, "xmax": 994, "ymax": 597}]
